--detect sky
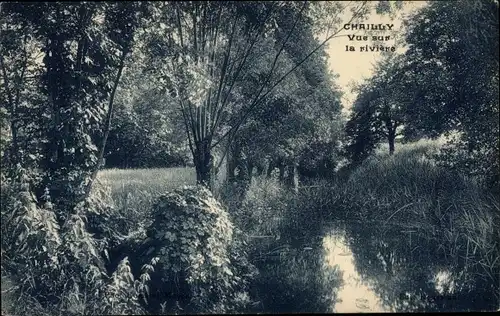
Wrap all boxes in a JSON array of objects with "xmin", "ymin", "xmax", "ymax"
[{"xmin": 323, "ymin": 1, "xmax": 428, "ymax": 112}]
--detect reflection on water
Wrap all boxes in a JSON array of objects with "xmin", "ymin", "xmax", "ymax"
[
  {"xmin": 323, "ymin": 232, "xmax": 389, "ymax": 313},
  {"xmin": 254, "ymin": 219, "xmax": 498, "ymax": 313},
  {"xmin": 250, "ymin": 230, "xmax": 343, "ymax": 314},
  {"xmin": 320, "ymin": 221, "xmax": 499, "ymax": 313}
]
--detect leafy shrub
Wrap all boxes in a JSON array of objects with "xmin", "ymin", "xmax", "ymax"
[
  {"xmin": 100, "ymin": 256, "xmax": 154, "ymax": 315},
  {"xmin": 143, "ymin": 185, "xmax": 256, "ymax": 314},
  {"xmin": 1, "ymin": 167, "xmax": 64, "ymax": 303},
  {"xmin": 436, "ymin": 135, "xmax": 499, "ymax": 194},
  {"xmin": 0, "ymin": 166, "xmax": 154, "ymax": 315}
]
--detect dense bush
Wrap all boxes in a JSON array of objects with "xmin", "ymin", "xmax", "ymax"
[
  {"xmin": 142, "ymin": 185, "xmax": 257, "ymax": 314},
  {"xmin": 0, "ymin": 167, "xmax": 153, "ymax": 316},
  {"xmin": 436, "ymin": 135, "xmax": 499, "ymax": 195}
]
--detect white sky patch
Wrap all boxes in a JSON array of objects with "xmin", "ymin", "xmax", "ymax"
[{"xmin": 324, "ymin": 1, "xmax": 428, "ymax": 113}]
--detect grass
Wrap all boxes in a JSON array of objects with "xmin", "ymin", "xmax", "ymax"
[
  {"xmin": 95, "ymin": 167, "xmax": 196, "ymax": 238},
  {"xmin": 340, "ymin": 141, "xmax": 500, "ymax": 309},
  {"xmin": 98, "ymin": 167, "xmax": 196, "ymax": 197}
]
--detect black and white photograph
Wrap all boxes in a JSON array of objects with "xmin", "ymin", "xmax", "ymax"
[{"xmin": 1, "ymin": 1, "xmax": 499, "ymax": 314}]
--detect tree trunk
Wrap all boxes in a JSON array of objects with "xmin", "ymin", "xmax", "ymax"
[
  {"xmin": 247, "ymin": 162, "xmax": 254, "ymax": 181},
  {"xmin": 278, "ymin": 159, "xmax": 285, "ymax": 182},
  {"xmin": 86, "ymin": 44, "xmax": 128, "ymax": 197},
  {"xmin": 256, "ymin": 163, "xmax": 265, "ymax": 176},
  {"xmin": 226, "ymin": 142, "xmax": 240, "ymax": 182},
  {"xmin": 388, "ymin": 129, "xmax": 396, "ymax": 155},
  {"xmin": 194, "ymin": 140, "xmax": 213, "ymax": 190},
  {"xmin": 266, "ymin": 158, "xmax": 274, "ymax": 178},
  {"xmin": 227, "ymin": 155, "xmax": 237, "ymax": 182},
  {"xmin": 285, "ymin": 161, "xmax": 299, "ymax": 193}
]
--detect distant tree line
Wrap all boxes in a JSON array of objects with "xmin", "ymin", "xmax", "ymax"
[{"xmin": 344, "ymin": 0, "xmax": 499, "ymax": 190}]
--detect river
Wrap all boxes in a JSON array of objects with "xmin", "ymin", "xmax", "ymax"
[{"xmin": 310, "ymin": 220, "xmax": 499, "ymax": 313}]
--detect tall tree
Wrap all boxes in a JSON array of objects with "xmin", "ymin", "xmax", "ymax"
[
  {"xmin": 345, "ymin": 54, "xmax": 412, "ymax": 161},
  {"xmin": 401, "ymin": 0, "xmax": 499, "ymax": 187},
  {"xmin": 2, "ymin": 2, "xmax": 145, "ymax": 220},
  {"xmin": 144, "ymin": 1, "xmax": 376, "ymax": 189}
]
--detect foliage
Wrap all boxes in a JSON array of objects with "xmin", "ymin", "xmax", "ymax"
[
  {"xmin": 0, "ymin": 8, "xmax": 46, "ymax": 169},
  {"xmin": 340, "ymin": 143, "xmax": 499, "ymax": 310},
  {"xmin": 401, "ymin": 0, "xmax": 498, "ymax": 188},
  {"xmin": 104, "ymin": 50, "xmax": 192, "ymax": 169},
  {"xmin": 100, "ymin": 256, "xmax": 156, "ymax": 315},
  {"xmin": 1, "ymin": 0, "xmax": 497, "ymax": 314},
  {"xmin": 231, "ymin": 29, "xmax": 344, "ymax": 181},
  {"xmin": 345, "ymin": 0, "xmax": 498, "ymax": 189},
  {"xmin": 143, "ymin": 185, "xmax": 256, "ymax": 314},
  {"xmin": 95, "ymin": 168, "xmax": 195, "ymax": 240},
  {"xmin": 0, "ymin": 165, "xmax": 158, "ymax": 315},
  {"xmin": 140, "ymin": 1, "xmax": 375, "ymax": 187},
  {"xmin": 344, "ymin": 54, "xmax": 413, "ymax": 162},
  {"xmin": 0, "ymin": 2, "xmax": 147, "ymax": 221},
  {"xmin": 437, "ymin": 136, "xmax": 499, "ymax": 194}
]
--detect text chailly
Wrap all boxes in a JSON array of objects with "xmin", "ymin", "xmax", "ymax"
[{"xmin": 343, "ymin": 24, "xmax": 394, "ymax": 31}]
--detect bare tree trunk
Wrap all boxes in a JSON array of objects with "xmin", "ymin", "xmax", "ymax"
[
  {"xmin": 227, "ymin": 142, "xmax": 239, "ymax": 182},
  {"xmin": 388, "ymin": 129, "xmax": 396, "ymax": 155},
  {"xmin": 194, "ymin": 140, "xmax": 213, "ymax": 190},
  {"xmin": 285, "ymin": 160, "xmax": 299, "ymax": 193},
  {"xmin": 227, "ymin": 156, "xmax": 237, "ymax": 182},
  {"xmin": 85, "ymin": 45, "xmax": 129, "ymax": 197},
  {"xmin": 256, "ymin": 162, "xmax": 265, "ymax": 176},
  {"xmin": 266, "ymin": 158, "xmax": 274, "ymax": 178},
  {"xmin": 278, "ymin": 161, "xmax": 285, "ymax": 182},
  {"xmin": 247, "ymin": 162, "xmax": 254, "ymax": 181}
]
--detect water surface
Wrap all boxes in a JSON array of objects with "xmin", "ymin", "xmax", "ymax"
[{"xmin": 319, "ymin": 220, "xmax": 499, "ymax": 313}]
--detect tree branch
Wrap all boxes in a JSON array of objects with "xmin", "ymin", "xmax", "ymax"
[
  {"xmin": 180, "ymin": 100, "xmax": 195, "ymax": 155},
  {"xmin": 86, "ymin": 44, "xmax": 130, "ymax": 196},
  {"xmin": 210, "ymin": 1, "xmax": 284, "ymax": 139},
  {"xmin": 212, "ymin": 1, "xmax": 368, "ymax": 151}
]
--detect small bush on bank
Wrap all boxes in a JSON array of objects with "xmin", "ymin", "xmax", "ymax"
[
  {"xmin": 142, "ymin": 185, "xmax": 257, "ymax": 314},
  {"xmin": 230, "ymin": 176, "xmax": 291, "ymax": 239}
]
